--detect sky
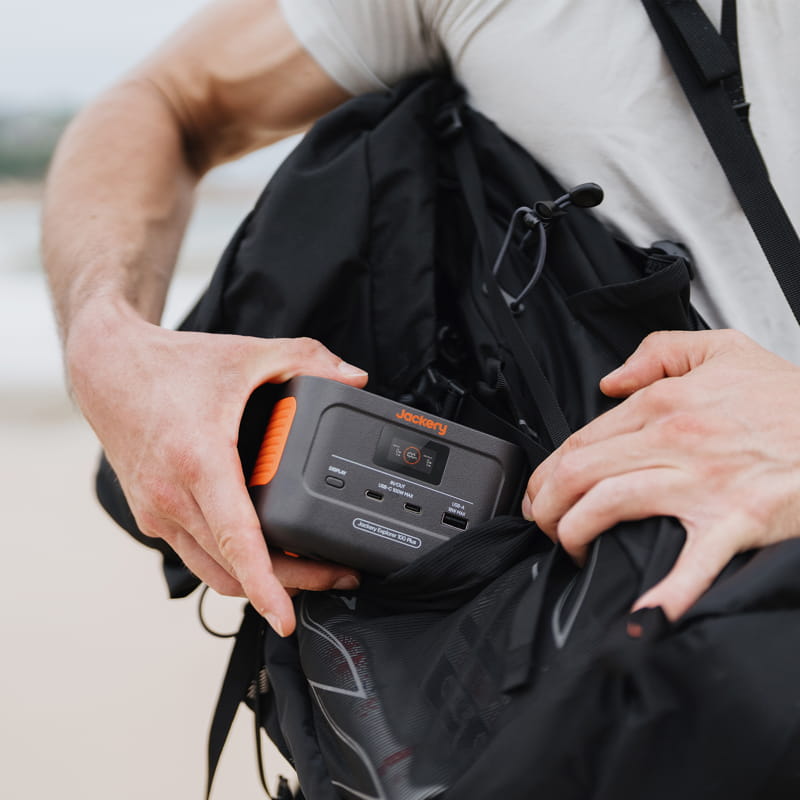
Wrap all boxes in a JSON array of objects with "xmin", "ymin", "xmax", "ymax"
[{"xmin": 1, "ymin": 0, "xmax": 208, "ymax": 109}]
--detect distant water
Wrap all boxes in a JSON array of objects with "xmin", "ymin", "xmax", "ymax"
[
  {"xmin": 0, "ymin": 140, "xmax": 298, "ymax": 397},
  {"xmin": 0, "ymin": 202, "xmax": 246, "ymax": 399},
  {"xmin": 0, "ymin": 193, "xmax": 243, "ymax": 394}
]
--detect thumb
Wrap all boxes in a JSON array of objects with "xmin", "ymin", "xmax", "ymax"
[
  {"xmin": 600, "ymin": 330, "xmax": 718, "ymax": 398},
  {"xmin": 631, "ymin": 524, "xmax": 737, "ymax": 621},
  {"xmin": 247, "ymin": 336, "xmax": 369, "ymax": 389}
]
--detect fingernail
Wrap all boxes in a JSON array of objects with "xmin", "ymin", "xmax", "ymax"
[
  {"xmin": 603, "ymin": 364, "xmax": 625, "ymax": 381},
  {"xmin": 338, "ymin": 361, "xmax": 368, "ymax": 378},
  {"xmin": 626, "ymin": 620, "xmax": 644, "ymax": 639},
  {"xmin": 333, "ymin": 575, "xmax": 360, "ymax": 591},
  {"xmin": 625, "ymin": 606, "xmax": 669, "ymax": 639},
  {"xmin": 521, "ymin": 493, "xmax": 533, "ymax": 521},
  {"xmin": 265, "ymin": 613, "xmax": 285, "ymax": 637}
]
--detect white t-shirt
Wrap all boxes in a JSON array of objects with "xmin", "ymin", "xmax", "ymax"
[{"xmin": 279, "ymin": 0, "xmax": 800, "ymax": 362}]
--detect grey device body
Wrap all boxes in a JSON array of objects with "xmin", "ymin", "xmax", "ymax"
[{"xmin": 249, "ymin": 376, "xmax": 527, "ymax": 575}]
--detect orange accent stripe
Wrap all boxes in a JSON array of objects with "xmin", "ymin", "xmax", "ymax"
[
  {"xmin": 248, "ymin": 396, "xmax": 297, "ymax": 486},
  {"xmin": 283, "ymin": 551, "xmax": 300, "ymax": 559}
]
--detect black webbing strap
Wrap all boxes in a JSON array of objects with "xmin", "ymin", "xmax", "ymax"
[
  {"xmin": 457, "ymin": 393, "xmax": 551, "ymax": 468},
  {"xmin": 207, "ymin": 604, "xmax": 264, "ymax": 799},
  {"xmin": 480, "ymin": 272, "xmax": 572, "ymax": 450},
  {"xmin": 653, "ymin": 0, "xmax": 738, "ymax": 83},
  {"xmin": 641, "ymin": 0, "xmax": 800, "ymax": 322},
  {"xmin": 719, "ymin": 0, "xmax": 751, "ymax": 134},
  {"xmin": 445, "ymin": 113, "xmax": 572, "ymax": 449}
]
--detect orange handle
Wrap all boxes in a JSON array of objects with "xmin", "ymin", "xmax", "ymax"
[{"xmin": 249, "ymin": 396, "xmax": 297, "ymax": 487}]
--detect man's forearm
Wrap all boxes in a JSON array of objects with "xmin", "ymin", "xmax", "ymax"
[
  {"xmin": 38, "ymin": 0, "xmax": 364, "ymax": 637},
  {"xmin": 42, "ymin": 78, "xmax": 198, "ymax": 351}
]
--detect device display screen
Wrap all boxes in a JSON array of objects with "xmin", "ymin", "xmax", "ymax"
[{"xmin": 374, "ymin": 425, "xmax": 449, "ymax": 485}]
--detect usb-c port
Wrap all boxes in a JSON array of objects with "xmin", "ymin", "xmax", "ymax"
[
  {"xmin": 442, "ymin": 512, "xmax": 468, "ymax": 530},
  {"xmin": 404, "ymin": 503, "xmax": 421, "ymax": 514},
  {"xmin": 365, "ymin": 490, "xmax": 384, "ymax": 501}
]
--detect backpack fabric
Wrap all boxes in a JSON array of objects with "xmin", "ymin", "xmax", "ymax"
[{"xmin": 95, "ymin": 76, "xmax": 800, "ymax": 799}]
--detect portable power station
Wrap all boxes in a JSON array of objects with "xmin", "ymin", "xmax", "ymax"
[{"xmin": 249, "ymin": 376, "xmax": 527, "ymax": 575}]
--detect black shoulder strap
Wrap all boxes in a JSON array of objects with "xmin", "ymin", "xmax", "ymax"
[
  {"xmin": 445, "ymin": 115, "xmax": 573, "ymax": 450},
  {"xmin": 206, "ymin": 604, "xmax": 264, "ymax": 799},
  {"xmin": 641, "ymin": 0, "xmax": 800, "ymax": 322},
  {"xmin": 719, "ymin": 0, "xmax": 751, "ymax": 139},
  {"xmin": 206, "ymin": 603, "xmax": 297, "ymax": 800}
]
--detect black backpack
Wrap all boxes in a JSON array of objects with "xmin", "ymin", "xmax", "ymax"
[
  {"xmin": 95, "ymin": 3, "xmax": 800, "ymax": 798},
  {"xmin": 97, "ymin": 74, "xmax": 800, "ymax": 800}
]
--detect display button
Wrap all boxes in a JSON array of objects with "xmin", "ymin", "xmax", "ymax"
[
  {"xmin": 402, "ymin": 446, "xmax": 422, "ymax": 465},
  {"xmin": 325, "ymin": 476, "xmax": 345, "ymax": 489}
]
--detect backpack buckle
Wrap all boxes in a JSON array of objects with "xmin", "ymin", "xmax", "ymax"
[
  {"xmin": 435, "ymin": 105, "xmax": 463, "ymax": 140},
  {"xmin": 649, "ymin": 239, "xmax": 695, "ymax": 278},
  {"xmin": 732, "ymin": 99, "xmax": 751, "ymax": 122}
]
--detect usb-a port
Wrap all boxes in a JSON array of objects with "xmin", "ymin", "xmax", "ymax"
[{"xmin": 441, "ymin": 512, "xmax": 468, "ymax": 530}]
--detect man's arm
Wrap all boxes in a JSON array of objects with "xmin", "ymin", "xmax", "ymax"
[{"xmin": 42, "ymin": 0, "xmax": 364, "ymax": 637}]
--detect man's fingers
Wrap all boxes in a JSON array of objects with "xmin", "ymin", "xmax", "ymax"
[
  {"xmin": 528, "ymin": 331, "xmax": 734, "ymax": 504},
  {"xmin": 133, "ymin": 475, "xmax": 247, "ymax": 582},
  {"xmin": 631, "ymin": 519, "xmax": 748, "ymax": 620},
  {"xmin": 525, "ymin": 430, "xmax": 674, "ymax": 533},
  {"xmin": 555, "ymin": 468, "xmax": 682, "ymax": 562},
  {"xmin": 524, "ymin": 379, "xmax": 689, "ymax": 504},
  {"xmin": 165, "ymin": 528, "xmax": 245, "ymax": 597},
  {"xmin": 245, "ymin": 336, "xmax": 368, "ymax": 388},
  {"xmin": 194, "ymin": 449, "xmax": 296, "ymax": 636},
  {"xmin": 269, "ymin": 551, "xmax": 360, "ymax": 593},
  {"xmin": 169, "ymin": 495, "xmax": 243, "ymax": 576},
  {"xmin": 600, "ymin": 330, "xmax": 724, "ymax": 398}
]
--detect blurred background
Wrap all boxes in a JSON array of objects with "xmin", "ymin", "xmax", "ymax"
[{"xmin": 1, "ymin": 2, "xmax": 299, "ymax": 797}]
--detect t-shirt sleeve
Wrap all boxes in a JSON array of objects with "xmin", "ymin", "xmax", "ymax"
[{"xmin": 278, "ymin": 0, "xmax": 446, "ymax": 95}]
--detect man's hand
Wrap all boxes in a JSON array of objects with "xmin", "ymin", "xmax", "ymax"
[
  {"xmin": 522, "ymin": 329, "xmax": 800, "ymax": 620},
  {"xmin": 41, "ymin": 0, "xmax": 355, "ymax": 638},
  {"xmin": 68, "ymin": 296, "xmax": 367, "ymax": 637}
]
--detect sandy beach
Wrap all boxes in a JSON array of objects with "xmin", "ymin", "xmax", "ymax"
[
  {"xmin": 0, "ymin": 165, "xmax": 298, "ymax": 799},
  {"xmin": 1, "ymin": 8, "xmax": 306, "ymax": 794},
  {"xmin": 1, "ymin": 392, "xmax": 295, "ymax": 799}
]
